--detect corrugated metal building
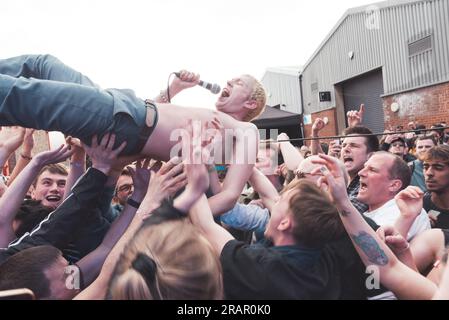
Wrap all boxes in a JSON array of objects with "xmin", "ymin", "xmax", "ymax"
[
  {"xmin": 301, "ymin": 0, "xmax": 449, "ymax": 137},
  {"xmin": 261, "ymin": 66, "xmax": 303, "ymax": 114}
]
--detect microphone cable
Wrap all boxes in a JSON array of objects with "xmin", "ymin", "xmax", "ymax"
[{"xmin": 165, "ymin": 72, "xmax": 177, "ymax": 103}]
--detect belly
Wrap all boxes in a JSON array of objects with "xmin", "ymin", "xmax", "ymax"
[{"xmin": 142, "ymin": 105, "xmax": 219, "ymax": 161}]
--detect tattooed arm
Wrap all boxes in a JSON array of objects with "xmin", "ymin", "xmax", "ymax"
[{"xmin": 312, "ymin": 154, "xmax": 438, "ymax": 300}]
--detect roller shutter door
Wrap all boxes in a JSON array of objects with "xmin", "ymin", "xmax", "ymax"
[{"xmin": 342, "ymin": 70, "xmax": 384, "ymax": 133}]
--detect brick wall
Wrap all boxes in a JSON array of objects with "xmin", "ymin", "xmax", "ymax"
[
  {"xmin": 303, "ymin": 108, "xmax": 338, "ymax": 147},
  {"xmin": 383, "ymin": 81, "xmax": 449, "ymax": 130},
  {"xmin": 6, "ymin": 130, "xmax": 49, "ymax": 175}
]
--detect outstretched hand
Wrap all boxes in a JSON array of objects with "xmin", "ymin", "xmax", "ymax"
[
  {"xmin": 126, "ymin": 158, "xmax": 152, "ymax": 197},
  {"xmin": 145, "ymin": 157, "xmax": 187, "ymax": 205},
  {"xmin": 310, "ymin": 154, "xmax": 349, "ymax": 202},
  {"xmin": 0, "ymin": 126, "xmax": 26, "ymax": 153},
  {"xmin": 394, "ymin": 186, "xmax": 424, "ymax": 220},
  {"xmin": 33, "ymin": 144, "xmax": 74, "ymax": 167},
  {"xmin": 347, "ymin": 104, "xmax": 365, "ymax": 128},
  {"xmin": 312, "ymin": 118, "xmax": 326, "ymax": 136},
  {"xmin": 82, "ymin": 133, "xmax": 127, "ymax": 175}
]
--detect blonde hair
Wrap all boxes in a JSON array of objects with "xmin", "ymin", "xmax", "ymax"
[
  {"xmin": 108, "ymin": 218, "xmax": 223, "ymax": 300},
  {"xmin": 242, "ymin": 75, "xmax": 266, "ymax": 122}
]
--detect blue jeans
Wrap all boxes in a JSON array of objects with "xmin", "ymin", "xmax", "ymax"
[{"xmin": 0, "ymin": 54, "xmax": 151, "ymax": 154}]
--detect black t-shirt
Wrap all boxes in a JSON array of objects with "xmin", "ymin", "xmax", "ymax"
[
  {"xmin": 221, "ymin": 240, "xmax": 333, "ymax": 299},
  {"xmin": 423, "ymin": 192, "xmax": 449, "ymax": 229},
  {"xmin": 221, "ymin": 217, "xmax": 380, "ymax": 300},
  {"xmin": 442, "ymin": 229, "xmax": 449, "ymax": 247}
]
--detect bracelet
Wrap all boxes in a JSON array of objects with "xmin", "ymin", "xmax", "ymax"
[
  {"xmin": 20, "ymin": 153, "xmax": 32, "ymax": 160},
  {"xmin": 127, "ymin": 198, "xmax": 141, "ymax": 209}
]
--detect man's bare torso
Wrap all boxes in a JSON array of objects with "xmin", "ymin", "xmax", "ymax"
[{"xmin": 140, "ymin": 104, "xmax": 258, "ymax": 163}]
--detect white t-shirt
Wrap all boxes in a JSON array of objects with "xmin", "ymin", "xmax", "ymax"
[{"xmin": 363, "ymin": 198, "xmax": 431, "ymax": 240}]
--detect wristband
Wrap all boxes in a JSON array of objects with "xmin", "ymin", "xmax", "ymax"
[
  {"xmin": 21, "ymin": 153, "xmax": 32, "ymax": 160},
  {"xmin": 127, "ymin": 198, "xmax": 141, "ymax": 209}
]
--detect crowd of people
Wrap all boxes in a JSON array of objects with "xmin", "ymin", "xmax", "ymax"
[{"xmin": 0, "ymin": 54, "xmax": 448, "ymax": 300}]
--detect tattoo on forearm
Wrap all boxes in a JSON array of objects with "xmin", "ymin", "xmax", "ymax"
[{"xmin": 351, "ymin": 231, "xmax": 389, "ymax": 266}]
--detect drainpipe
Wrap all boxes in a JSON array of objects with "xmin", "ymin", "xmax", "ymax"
[{"xmin": 299, "ymin": 73, "xmax": 305, "ymax": 145}]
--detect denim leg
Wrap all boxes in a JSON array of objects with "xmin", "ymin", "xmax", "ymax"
[
  {"xmin": 0, "ymin": 73, "xmax": 113, "ymax": 144},
  {"xmin": 0, "ymin": 54, "xmax": 98, "ymax": 87}
]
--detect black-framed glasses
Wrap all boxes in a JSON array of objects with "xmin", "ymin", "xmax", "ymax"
[{"xmin": 117, "ymin": 183, "xmax": 133, "ymax": 193}]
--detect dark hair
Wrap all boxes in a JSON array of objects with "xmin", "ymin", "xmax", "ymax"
[
  {"xmin": 320, "ymin": 143, "xmax": 329, "ymax": 155},
  {"xmin": 416, "ymin": 135, "xmax": 437, "ymax": 146},
  {"xmin": 284, "ymin": 180, "xmax": 345, "ymax": 247},
  {"xmin": 33, "ymin": 164, "xmax": 68, "ymax": 187},
  {"xmin": 415, "ymin": 124, "xmax": 426, "ymax": 134},
  {"xmin": 343, "ymin": 126, "xmax": 379, "ymax": 153},
  {"xmin": 120, "ymin": 167, "xmax": 132, "ymax": 177},
  {"xmin": 422, "ymin": 145, "xmax": 449, "ymax": 164},
  {"xmin": 0, "ymin": 246, "xmax": 61, "ymax": 299},
  {"xmin": 14, "ymin": 200, "xmax": 53, "ymax": 238}
]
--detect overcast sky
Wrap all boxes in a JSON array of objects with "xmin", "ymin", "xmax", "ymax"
[{"xmin": 1, "ymin": 0, "xmax": 378, "ymax": 109}]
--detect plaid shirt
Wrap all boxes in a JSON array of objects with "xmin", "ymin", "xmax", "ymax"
[{"xmin": 347, "ymin": 176, "xmax": 369, "ymax": 214}]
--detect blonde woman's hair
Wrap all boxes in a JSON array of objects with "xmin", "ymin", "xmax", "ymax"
[
  {"xmin": 108, "ymin": 218, "xmax": 223, "ymax": 300},
  {"xmin": 242, "ymin": 75, "xmax": 266, "ymax": 122}
]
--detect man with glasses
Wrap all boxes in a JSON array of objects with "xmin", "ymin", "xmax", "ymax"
[{"xmin": 108, "ymin": 168, "xmax": 134, "ymax": 222}]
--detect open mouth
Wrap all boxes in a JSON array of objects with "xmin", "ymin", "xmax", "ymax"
[
  {"xmin": 343, "ymin": 156, "xmax": 353, "ymax": 164},
  {"xmin": 220, "ymin": 88, "xmax": 230, "ymax": 98},
  {"xmin": 45, "ymin": 195, "xmax": 61, "ymax": 203},
  {"xmin": 359, "ymin": 181, "xmax": 368, "ymax": 192}
]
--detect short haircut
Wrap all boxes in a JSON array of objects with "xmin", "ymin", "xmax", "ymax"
[
  {"xmin": 120, "ymin": 167, "xmax": 132, "ymax": 177},
  {"xmin": 422, "ymin": 145, "xmax": 449, "ymax": 164},
  {"xmin": 377, "ymin": 151, "xmax": 411, "ymax": 192},
  {"xmin": 283, "ymin": 179, "xmax": 345, "ymax": 247},
  {"xmin": 243, "ymin": 75, "xmax": 267, "ymax": 122},
  {"xmin": 0, "ymin": 245, "xmax": 61, "ymax": 299},
  {"xmin": 416, "ymin": 135, "xmax": 437, "ymax": 146},
  {"xmin": 33, "ymin": 163, "xmax": 68, "ymax": 187},
  {"xmin": 343, "ymin": 126, "xmax": 379, "ymax": 153}
]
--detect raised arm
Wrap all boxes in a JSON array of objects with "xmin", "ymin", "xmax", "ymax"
[
  {"xmin": 63, "ymin": 137, "xmax": 86, "ymax": 201},
  {"xmin": 277, "ymin": 132, "xmax": 304, "ymax": 171},
  {"xmin": 347, "ymin": 104, "xmax": 364, "ymax": 128},
  {"xmin": 393, "ymin": 186, "xmax": 425, "ymax": 239},
  {"xmin": 310, "ymin": 118, "xmax": 325, "ymax": 155},
  {"xmin": 207, "ymin": 120, "xmax": 257, "ymax": 215},
  {"xmin": 75, "ymin": 158, "xmax": 186, "ymax": 299},
  {"xmin": 313, "ymin": 153, "xmax": 437, "ymax": 299},
  {"xmin": 248, "ymin": 167, "xmax": 280, "ymax": 212},
  {"xmin": 153, "ymin": 70, "xmax": 200, "ymax": 103},
  {"xmin": 0, "ymin": 127, "xmax": 26, "ymax": 181},
  {"xmin": 76, "ymin": 156, "xmax": 150, "ymax": 291},
  {"xmin": 7, "ymin": 129, "xmax": 34, "ymax": 186},
  {"xmin": 0, "ymin": 145, "xmax": 74, "ymax": 247}
]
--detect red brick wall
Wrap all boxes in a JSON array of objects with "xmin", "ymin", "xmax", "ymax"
[
  {"xmin": 303, "ymin": 108, "xmax": 337, "ymax": 147},
  {"xmin": 7, "ymin": 131, "xmax": 49, "ymax": 174},
  {"xmin": 383, "ymin": 81, "xmax": 449, "ymax": 130}
]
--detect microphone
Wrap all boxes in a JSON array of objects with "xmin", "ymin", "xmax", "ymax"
[{"xmin": 174, "ymin": 72, "xmax": 221, "ymax": 94}]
